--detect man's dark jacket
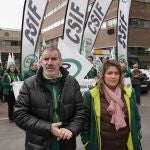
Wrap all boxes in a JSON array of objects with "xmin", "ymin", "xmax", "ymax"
[{"xmin": 14, "ymin": 67, "xmax": 87, "ymax": 150}]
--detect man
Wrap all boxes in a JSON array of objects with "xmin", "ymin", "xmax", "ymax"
[
  {"xmin": 131, "ymin": 64, "xmax": 142, "ymax": 105},
  {"xmin": 14, "ymin": 45, "xmax": 87, "ymax": 150},
  {"xmin": 23, "ymin": 61, "xmax": 38, "ymax": 80},
  {"xmin": 0, "ymin": 63, "xmax": 4, "ymax": 102}
]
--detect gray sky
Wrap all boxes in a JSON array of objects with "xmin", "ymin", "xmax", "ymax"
[{"xmin": 0, "ymin": 0, "xmax": 25, "ymax": 29}]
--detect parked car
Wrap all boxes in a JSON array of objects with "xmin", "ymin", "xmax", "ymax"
[
  {"xmin": 139, "ymin": 73, "xmax": 149, "ymax": 94},
  {"xmin": 140, "ymin": 69, "xmax": 150, "ymax": 90}
]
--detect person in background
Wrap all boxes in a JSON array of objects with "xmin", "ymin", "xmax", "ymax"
[
  {"xmin": 120, "ymin": 62, "xmax": 132, "ymax": 78},
  {"xmin": 101, "ymin": 57, "xmax": 110, "ymax": 63},
  {"xmin": 120, "ymin": 62, "xmax": 132, "ymax": 88},
  {"xmin": 98, "ymin": 57, "xmax": 110, "ymax": 72},
  {"xmin": 0, "ymin": 63, "xmax": 4, "ymax": 102},
  {"xmin": 23, "ymin": 61, "xmax": 38, "ymax": 80},
  {"xmin": 14, "ymin": 45, "xmax": 87, "ymax": 150},
  {"xmin": 85, "ymin": 56, "xmax": 97, "ymax": 79},
  {"xmin": 1, "ymin": 63, "xmax": 20, "ymax": 123},
  {"xmin": 131, "ymin": 64, "xmax": 142, "ymax": 105},
  {"xmin": 81, "ymin": 60, "xmax": 142, "ymax": 150}
]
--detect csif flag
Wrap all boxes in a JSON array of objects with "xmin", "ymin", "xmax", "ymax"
[
  {"xmin": 117, "ymin": 0, "xmax": 131, "ymax": 64},
  {"xmin": 21, "ymin": 0, "xmax": 48, "ymax": 76},
  {"xmin": 80, "ymin": 0, "xmax": 112, "ymax": 57},
  {"xmin": 62, "ymin": 0, "xmax": 89, "ymax": 52}
]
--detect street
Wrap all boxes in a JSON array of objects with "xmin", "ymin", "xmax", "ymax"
[{"xmin": 0, "ymin": 92, "xmax": 150, "ymax": 150}]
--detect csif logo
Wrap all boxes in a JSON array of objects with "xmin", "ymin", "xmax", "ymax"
[
  {"xmin": 63, "ymin": 58, "xmax": 82, "ymax": 77},
  {"xmin": 23, "ymin": 54, "xmax": 38, "ymax": 69}
]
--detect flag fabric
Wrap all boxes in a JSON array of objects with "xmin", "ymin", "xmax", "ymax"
[
  {"xmin": 94, "ymin": 55, "xmax": 102, "ymax": 72},
  {"xmin": 58, "ymin": 38, "xmax": 92, "ymax": 81},
  {"xmin": 41, "ymin": 37, "xmax": 46, "ymax": 51},
  {"xmin": 11, "ymin": 53, "xmax": 15, "ymax": 64},
  {"xmin": 62, "ymin": 0, "xmax": 89, "ymax": 52},
  {"xmin": 110, "ymin": 46, "xmax": 116, "ymax": 60},
  {"xmin": 12, "ymin": 81, "xmax": 24, "ymax": 100},
  {"xmin": 117, "ymin": 0, "xmax": 131, "ymax": 64},
  {"xmin": 21, "ymin": 0, "xmax": 48, "ymax": 76},
  {"xmin": 7, "ymin": 53, "xmax": 15, "ymax": 68},
  {"xmin": 35, "ymin": 49, "xmax": 40, "ymax": 62},
  {"xmin": 80, "ymin": 0, "xmax": 113, "ymax": 57}
]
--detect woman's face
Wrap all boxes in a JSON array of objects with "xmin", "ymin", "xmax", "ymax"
[
  {"xmin": 9, "ymin": 66, "xmax": 15, "ymax": 72},
  {"xmin": 104, "ymin": 66, "xmax": 120, "ymax": 88}
]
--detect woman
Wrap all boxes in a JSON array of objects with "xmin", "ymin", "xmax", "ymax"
[
  {"xmin": 81, "ymin": 60, "xmax": 142, "ymax": 150},
  {"xmin": 1, "ymin": 63, "xmax": 20, "ymax": 123}
]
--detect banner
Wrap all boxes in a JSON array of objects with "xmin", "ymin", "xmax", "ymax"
[
  {"xmin": 41, "ymin": 37, "xmax": 46, "ymax": 51},
  {"xmin": 110, "ymin": 46, "xmax": 116, "ymax": 60},
  {"xmin": 21, "ymin": 0, "xmax": 48, "ymax": 76},
  {"xmin": 62, "ymin": 0, "xmax": 89, "ymax": 52},
  {"xmin": 117, "ymin": 0, "xmax": 131, "ymax": 64},
  {"xmin": 11, "ymin": 53, "xmax": 15, "ymax": 64},
  {"xmin": 80, "ymin": 0, "xmax": 112, "ymax": 57},
  {"xmin": 58, "ymin": 38, "xmax": 92, "ymax": 81},
  {"xmin": 12, "ymin": 81, "xmax": 24, "ymax": 100},
  {"xmin": 79, "ymin": 79, "xmax": 96, "ymax": 93},
  {"xmin": 7, "ymin": 53, "xmax": 15, "ymax": 68},
  {"xmin": 124, "ymin": 77, "xmax": 132, "ymax": 87}
]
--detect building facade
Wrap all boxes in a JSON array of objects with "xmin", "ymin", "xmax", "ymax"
[
  {"xmin": 42, "ymin": 0, "xmax": 150, "ymax": 68},
  {"xmin": 0, "ymin": 28, "xmax": 21, "ymax": 66}
]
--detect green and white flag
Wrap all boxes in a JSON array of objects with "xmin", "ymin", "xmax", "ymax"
[
  {"xmin": 58, "ymin": 38, "xmax": 92, "ymax": 81},
  {"xmin": 21, "ymin": 0, "xmax": 48, "ymax": 76},
  {"xmin": 117, "ymin": 0, "xmax": 131, "ymax": 64}
]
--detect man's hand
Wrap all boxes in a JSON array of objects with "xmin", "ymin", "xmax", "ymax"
[
  {"xmin": 50, "ymin": 122, "xmax": 62, "ymax": 137},
  {"xmin": 58, "ymin": 128, "xmax": 73, "ymax": 140}
]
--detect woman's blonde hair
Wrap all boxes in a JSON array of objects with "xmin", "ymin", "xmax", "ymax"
[{"xmin": 97, "ymin": 60, "xmax": 124, "ymax": 89}]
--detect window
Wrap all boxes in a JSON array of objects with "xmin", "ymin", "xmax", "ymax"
[
  {"xmin": 130, "ymin": 18, "xmax": 138, "ymax": 27},
  {"xmin": 1, "ymin": 40, "xmax": 11, "ymax": 46},
  {"xmin": 42, "ymin": 19, "xmax": 64, "ymax": 33},
  {"xmin": 0, "ymin": 40, "xmax": 21, "ymax": 46},
  {"xmin": 44, "ymin": 0, "xmax": 67, "ymax": 19},
  {"xmin": 130, "ymin": 18, "xmax": 150, "ymax": 28},
  {"xmin": 134, "ymin": 0, "xmax": 150, "ymax": 2},
  {"xmin": 4, "ymin": 32, "xmax": 9, "ymax": 36},
  {"xmin": 144, "ymin": 20, "xmax": 150, "ymax": 28}
]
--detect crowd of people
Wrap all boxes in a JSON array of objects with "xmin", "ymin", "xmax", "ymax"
[
  {"xmin": 0, "ymin": 60, "xmax": 38, "ymax": 122},
  {"xmin": 0, "ymin": 45, "xmax": 142, "ymax": 150}
]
